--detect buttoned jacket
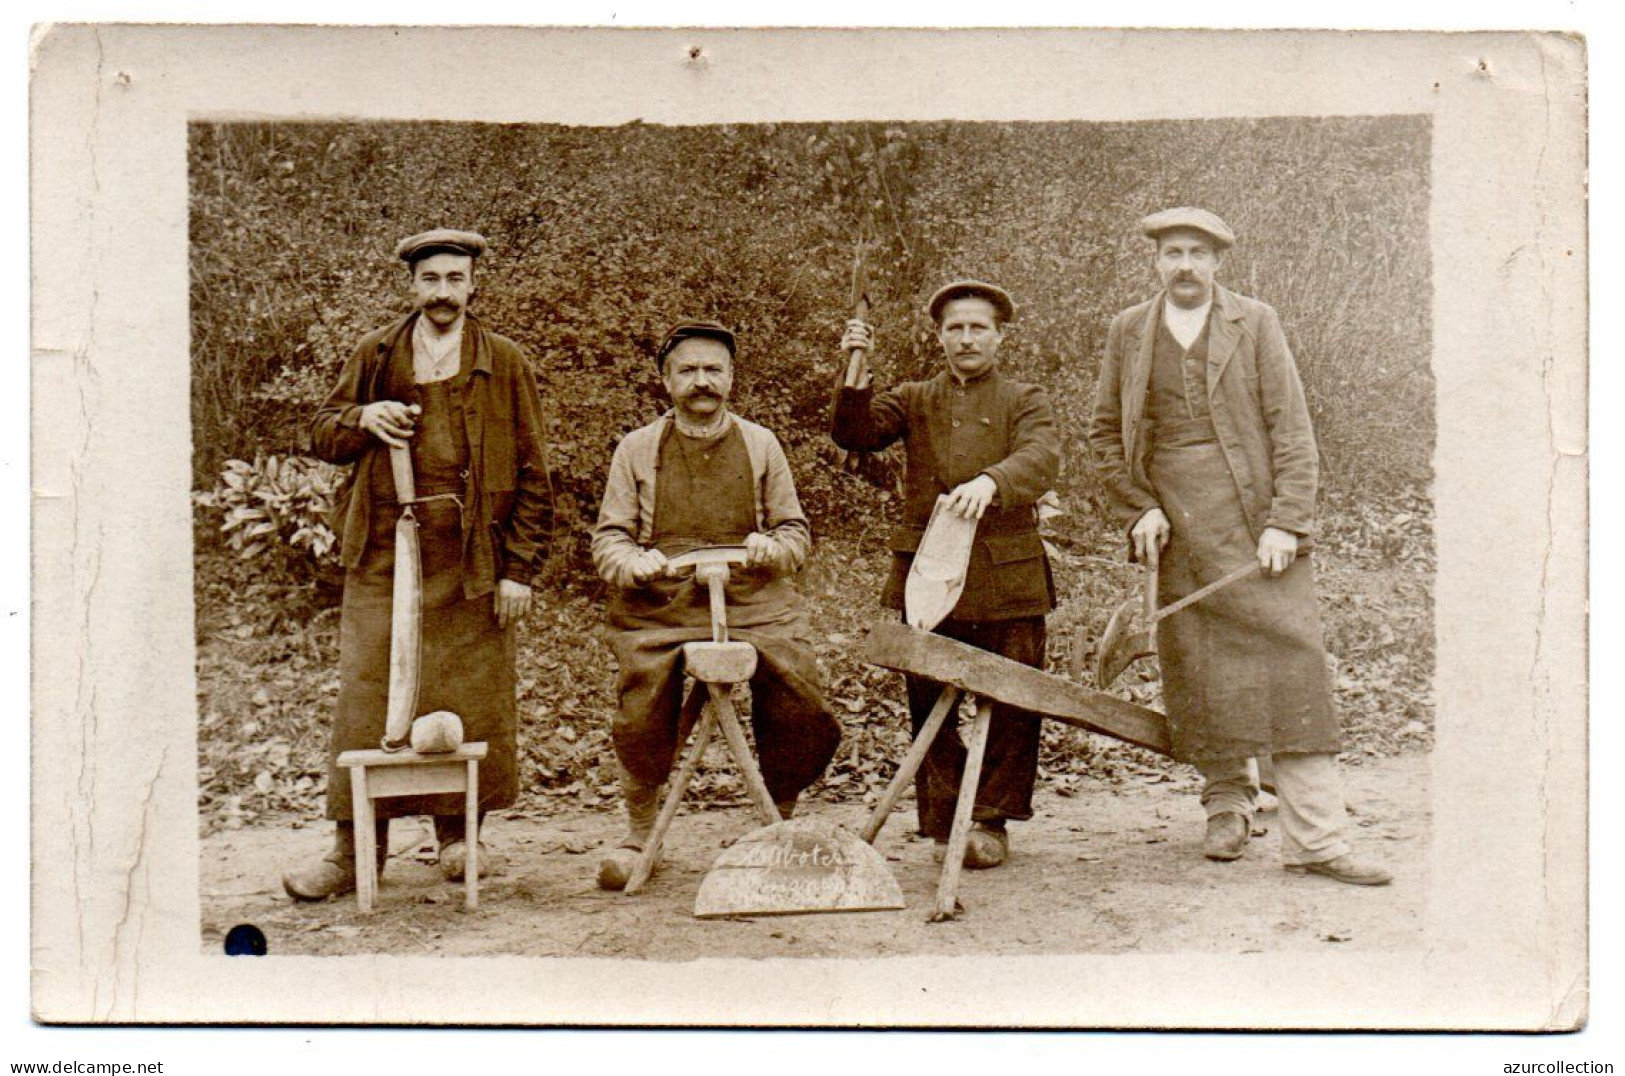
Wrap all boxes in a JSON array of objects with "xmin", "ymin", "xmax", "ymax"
[
  {"xmin": 1088, "ymin": 285, "xmax": 1319, "ymax": 551},
  {"xmin": 832, "ymin": 367, "xmax": 1060, "ymax": 620}
]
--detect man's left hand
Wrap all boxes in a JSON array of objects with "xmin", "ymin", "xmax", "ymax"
[
  {"xmin": 1257, "ymin": 527, "xmax": 1299, "ymax": 577},
  {"xmin": 494, "ymin": 578, "xmax": 533, "ymax": 629},
  {"xmin": 945, "ymin": 474, "xmax": 998, "ymax": 520},
  {"xmin": 743, "ymin": 532, "xmax": 784, "ymax": 571}
]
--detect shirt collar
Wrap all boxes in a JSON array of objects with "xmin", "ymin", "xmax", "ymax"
[
  {"xmin": 1162, "ymin": 296, "xmax": 1213, "ymax": 324},
  {"xmin": 412, "ymin": 316, "xmax": 466, "ymax": 383},
  {"xmin": 667, "ymin": 407, "xmax": 732, "ymax": 440},
  {"xmin": 942, "ymin": 362, "xmax": 999, "ymax": 388}
]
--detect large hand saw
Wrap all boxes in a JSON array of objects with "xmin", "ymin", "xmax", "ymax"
[{"xmin": 382, "ymin": 444, "xmax": 422, "ymax": 751}]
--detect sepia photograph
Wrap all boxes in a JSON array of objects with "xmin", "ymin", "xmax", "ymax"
[
  {"xmin": 189, "ymin": 114, "xmax": 1434, "ymax": 958},
  {"xmin": 27, "ymin": 20, "xmax": 1586, "ymax": 1034}
]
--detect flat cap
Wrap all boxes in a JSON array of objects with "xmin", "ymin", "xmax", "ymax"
[
  {"xmin": 395, "ymin": 229, "xmax": 488, "ymax": 264},
  {"xmin": 1140, "ymin": 207, "xmax": 1235, "ymax": 249},
  {"xmin": 657, "ymin": 320, "xmax": 737, "ymax": 369},
  {"xmin": 927, "ymin": 280, "xmax": 1016, "ymax": 324}
]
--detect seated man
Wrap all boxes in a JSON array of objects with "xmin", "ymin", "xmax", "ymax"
[{"xmin": 590, "ymin": 321, "xmax": 841, "ymax": 889}]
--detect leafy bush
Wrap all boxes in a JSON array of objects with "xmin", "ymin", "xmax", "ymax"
[
  {"xmin": 190, "ymin": 117, "xmax": 1432, "ymax": 575},
  {"xmin": 195, "ymin": 454, "xmax": 343, "ymax": 581}
]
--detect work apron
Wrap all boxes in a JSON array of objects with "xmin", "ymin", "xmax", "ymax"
[
  {"xmin": 1145, "ymin": 314, "xmax": 1341, "ymax": 764},
  {"xmin": 604, "ymin": 421, "xmax": 836, "ymax": 800},
  {"xmin": 324, "ymin": 374, "xmax": 518, "ymax": 820}
]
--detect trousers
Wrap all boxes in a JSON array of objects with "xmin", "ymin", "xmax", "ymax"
[
  {"xmin": 608, "ymin": 623, "xmax": 839, "ymax": 805},
  {"xmin": 1197, "ymin": 752, "xmax": 1352, "ymax": 865},
  {"xmin": 903, "ymin": 616, "xmax": 1045, "ymax": 841}
]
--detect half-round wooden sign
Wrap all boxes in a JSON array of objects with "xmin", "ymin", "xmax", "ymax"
[{"xmin": 693, "ymin": 820, "xmax": 906, "ymax": 918}]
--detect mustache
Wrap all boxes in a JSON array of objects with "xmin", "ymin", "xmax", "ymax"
[{"xmin": 682, "ymin": 388, "xmax": 723, "ymax": 399}]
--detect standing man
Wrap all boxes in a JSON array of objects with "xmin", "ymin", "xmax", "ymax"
[
  {"xmin": 591, "ymin": 321, "xmax": 840, "ymax": 889},
  {"xmin": 1089, "ymin": 207, "xmax": 1390, "ymax": 886},
  {"xmin": 833, "ymin": 282, "xmax": 1060, "ymax": 870},
  {"xmin": 283, "ymin": 229, "xmax": 555, "ymax": 900}
]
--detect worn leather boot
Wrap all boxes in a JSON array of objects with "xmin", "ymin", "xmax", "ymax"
[
  {"xmin": 1286, "ymin": 854, "xmax": 1393, "ymax": 886},
  {"xmin": 931, "ymin": 821, "xmax": 1010, "ymax": 869},
  {"xmin": 282, "ymin": 820, "xmax": 388, "ymax": 902},
  {"xmin": 435, "ymin": 813, "xmax": 499, "ymax": 882},
  {"xmin": 597, "ymin": 774, "xmax": 663, "ymax": 891},
  {"xmin": 1203, "ymin": 811, "xmax": 1250, "ymax": 861}
]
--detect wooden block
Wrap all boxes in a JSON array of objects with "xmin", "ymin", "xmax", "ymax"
[
  {"xmin": 682, "ymin": 640, "xmax": 757, "ymax": 684},
  {"xmin": 862, "ymin": 622, "xmax": 1172, "ymax": 755},
  {"xmin": 903, "ymin": 495, "xmax": 976, "ymax": 631},
  {"xmin": 410, "ymin": 711, "xmax": 464, "ymax": 754}
]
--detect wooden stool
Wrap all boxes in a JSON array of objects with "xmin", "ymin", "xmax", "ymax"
[{"xmin": 336, "ymin": 742, "xmax": 487, "ymax": 913}]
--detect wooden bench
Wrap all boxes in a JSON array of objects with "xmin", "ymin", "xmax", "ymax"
[{"xmin": 336, "ymin": 742, "xmax": 487, "ymax": 913}]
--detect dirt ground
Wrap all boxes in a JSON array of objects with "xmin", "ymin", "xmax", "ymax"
[{"xmin": 199, "ymin": 752, "xmax": 1427, "ymax": 959}]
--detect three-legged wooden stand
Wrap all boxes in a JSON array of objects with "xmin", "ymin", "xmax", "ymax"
[
  {"xmin": 624, "ymin": 646, "xmax": 782, "ymax": 894},
  {"xmin": 858, "ymin": 622, "xmax": 1181, "ymax": 922},
  {"xmin": 337, "ymin": 742, "xmax": 487, "ymax": 913},
  {"xmin": 623, "ymin": 546, "xmax": 785, "ymax": 895}
]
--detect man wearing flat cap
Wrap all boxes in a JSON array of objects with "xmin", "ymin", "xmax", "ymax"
[
  {"xmin": 833, "ymin": 281, "xmax": 1061, "ymax": 870},
  {"xmin": 284, "ymin": 229, "xmax": 556, "ymax": 901},
  {"xmin": 1089, "ymin": 207, "xmax": 1390, "ymax": 886},
  {"xmin": 590, "ymin": 321, "xmax": 838, "ymax": 888}
]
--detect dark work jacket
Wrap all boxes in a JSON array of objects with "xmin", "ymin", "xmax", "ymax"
[
  {"xmin": 311, "ymin": 312, "xmax": 555, "ymax": 597},
  {"xmin": 831, "ymin": 367, "xmax": 1061, "ymax": 620},
  {"xmin": 1088, "ymin": 286, "xmax": 1320, "ymax": 559}
]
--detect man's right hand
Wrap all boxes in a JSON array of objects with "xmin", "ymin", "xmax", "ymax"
[
  {"xmin": 628, "ymin": 548, "xmax": 670, "ymax": 585},
  {"xmin": 358, "ymin": 400, "xmax": 421, "ymax": 448},
  {"xmin": 841, "ymin": 319, "xmax": 874, "ymax": 355},
  {"xmin": 1131, "ymin": 507, "xmax": 1171, "ymax": 564}
]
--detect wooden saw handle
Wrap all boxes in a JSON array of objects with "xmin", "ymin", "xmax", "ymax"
[{"xmin": 389, "ymin": 443, "xmax": 416, "ymax": 505}]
